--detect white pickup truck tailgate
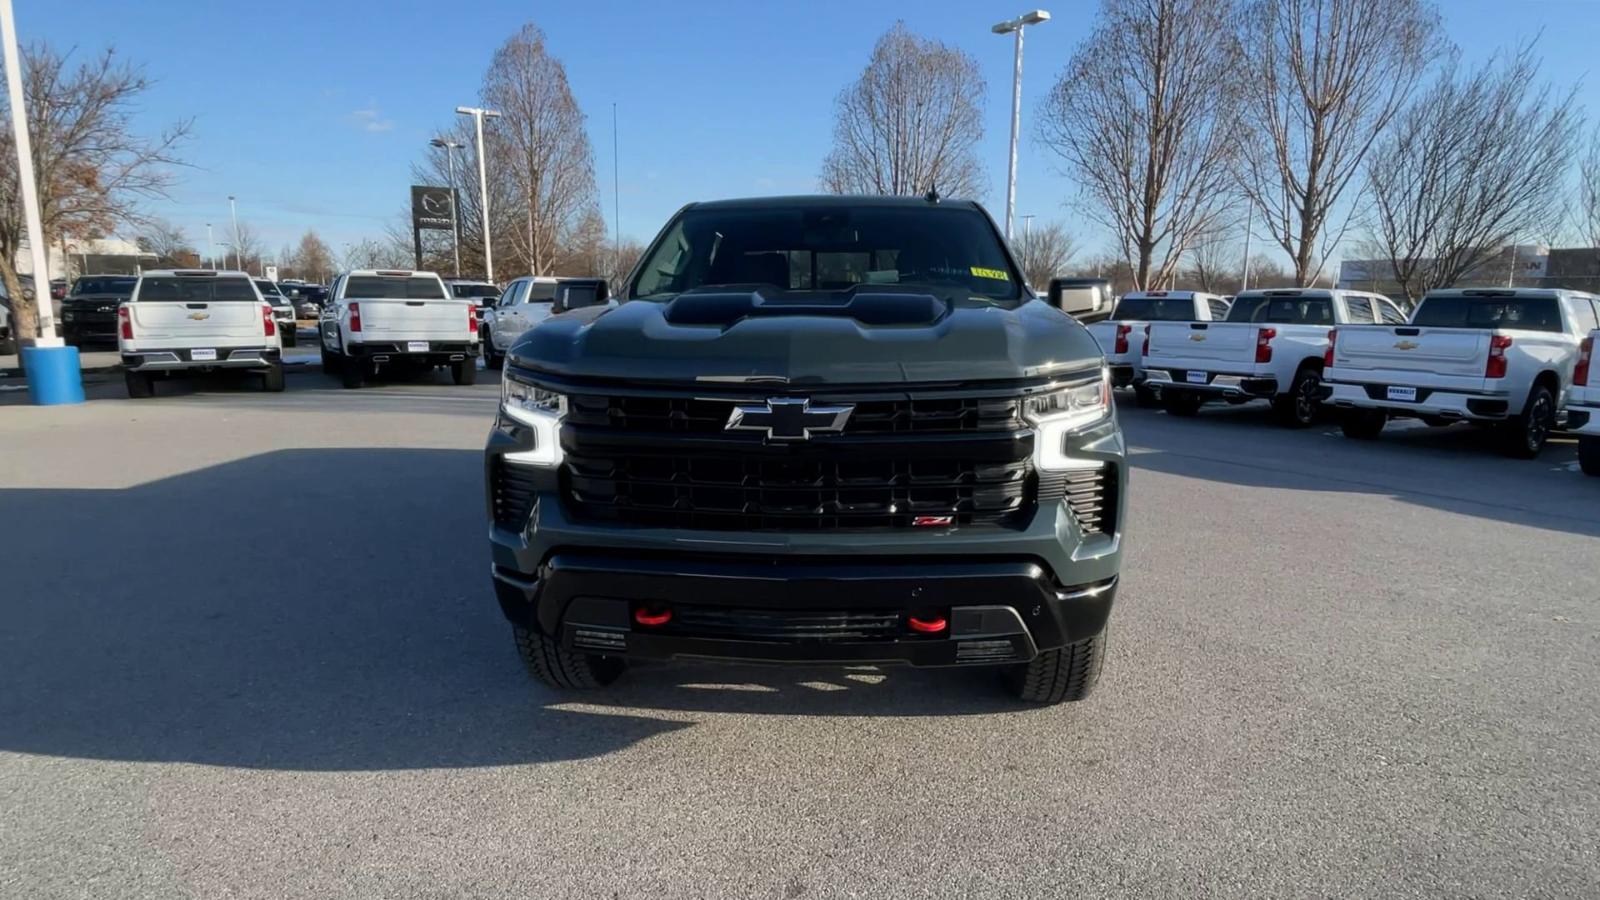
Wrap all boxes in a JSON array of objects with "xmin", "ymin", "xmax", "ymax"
[
  {"xmin": 355, "ymin": 298, "xmax": 475, "ymax": 341},
  {"xmin": 1146, "ymin": 321, "xmax": 1256, "ymax": 371},
  {"xmin": 1334, "ymin": 326, "xmax": 1489, "ymax": 379},
  {"xmin": 129, "ymin": 301, "xmax": 265, "ymax": 343}
]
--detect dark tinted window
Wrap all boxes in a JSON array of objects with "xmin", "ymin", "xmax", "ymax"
[
  {"xmin": 136, "ymin": 276, "xmax": 258, "ymax": 302},
  {"xmin": 451, "ymin": 283, "xmax": 501, "ymax": 299},
  {"xmin": 1411, "ymin": 295, "xmax": 1562, "ymax": 332},
  {"xmin": 1110, "ymin": 297, "xmax": 1204, "ymax": 322},
  {"xmin": 1226, "ymin": 294, "xmax": 1334, "ymax": 325},
  {"xmin": 345, "ymin": 275, "xmax": 446, "ymax": 300},
  {"xmin": 1344, "ymin": 296, "xmax": 1375, "ymax": 323},
  {"xmin": 71, "ymin": 276, "xmax": 137, "ymax": 295},
  {"xmin": 254, "ymin": 280, "xmax": 286, "ymax": 299},
  {"xmin": 1378, "ymin": 302, "xmax": 1408, "ymax": 324},
  {"xmin": 633, "ymin": 204, "xmax": 1022, "ymax": 302},
  {"xmin": 527, "ymin": 282, "xmax": 557, "ymax": 302}
]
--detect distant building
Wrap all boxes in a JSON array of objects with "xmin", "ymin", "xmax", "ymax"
[
  {"xmin": 15, "ymin": 237, "xmax": 156, "ymax": 281},
  {"xmin": 1336, "ymin": 244, "xmax": 1548, "ymax": 297}
]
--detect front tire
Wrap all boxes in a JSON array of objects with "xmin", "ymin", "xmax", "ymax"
[
  {"xmin": 1004, "ymin": 631, "xmax": 1106, "ymax": 704},
  {"xmin": 1272, "ymin": 366, "xmax": 1322, "ymax": 428},
  {"xmin": 281, "ymin": 326, "xmax": 297, "ymax": 348},
  {"xmin": 1340, "ymin": 409, "xmax": 1387, "ymax": 440},
  {"xmin": 1498, "ymin": 384, "xmax": 1555, "ymax": 459},
  {"xmin": 1579, "ymin": 436, "xmax": 1600, "ymax": 477},
  {"xmin": 451, "ymin": 356, "xmax": 477, "ymax": 385},
  {"xmin": 320, "ymin": 342, "xmax": 342, "ymax": 375},
  {"xmin": 124, "ymin": 369, "xmax": 154, "ymax": 399},
  {"xmin": 513, "ymin": 624, "xmax": 625, "ymax": 690},
  {"xmin": 483, "ymin": 331, "xmax": 504, "ymax": 370},
  {"xmin": 1162, "ymin": 390, "xmax": 1204, "ymax": 417}
]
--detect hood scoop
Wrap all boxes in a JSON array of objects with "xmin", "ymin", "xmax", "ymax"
[{"xmin": 663, "ymin": 288, "xmax": 950, "ymax": 328}]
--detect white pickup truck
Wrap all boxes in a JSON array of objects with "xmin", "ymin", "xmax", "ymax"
[
  {"xmin": 118, "ymin": 269, "xmax": 285, "ymax": 398},
  {"xmin": 1324, "ymin": 288, "xmax": 1600, "ymax": 458},
  {"xmin": 1086, "ymin": 290, "xmax": 1230, "ymax": 407},
  {"xmin": 318, "ymin": 269, "xmax": 480, "ymax": 389},
  {"xmin": 1566, "ymin": 329, "xmax": 1600, "ymax": 475},
  {"xmin": 1142, "ymin": 288, "xmax": 1404, "ymax": 426}
]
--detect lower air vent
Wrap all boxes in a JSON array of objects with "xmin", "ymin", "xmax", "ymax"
[
  {"xmin": 490, "ymin": 458, "xmax": 539, "ymax": 530},
  {"xmin": 1041, "ymin": 464, "xmax": 1118, "ymax": 536}
]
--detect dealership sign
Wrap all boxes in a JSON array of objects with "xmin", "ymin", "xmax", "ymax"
[{"xmin": 411, "ymin": 186, "xmax": 457, "ymax": 231}]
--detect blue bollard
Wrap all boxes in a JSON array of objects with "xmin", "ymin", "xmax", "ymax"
[{"xmin": 21, "ymin": 345, "xmax": 86, "ymax": 406}]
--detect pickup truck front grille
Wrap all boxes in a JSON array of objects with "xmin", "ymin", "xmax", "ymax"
[
  {"xmin": 1040, "ymin": 464, "xmax": 1118, "ymax": 536},
  {"xmin": 566, "ymin": 394, "xmax": 1023, "ymax": 434},
  {"xmin": 559, "ymin": 387, "xmax": 1037, "ymax": 532}
]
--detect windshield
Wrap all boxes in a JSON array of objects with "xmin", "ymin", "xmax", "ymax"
[
  {"xmin": 254, "ymin": 280, "xmax": 286, "ymax": 299},
  {"xmin": 71, "ymin": 276, "xmax": 137, "ymax": 296},
  {"xmin": 1411, "ymin": 295, "xmax": 1563, "ymax": 332},
  {"xmin": 136, "ymin": 276, "xmax": 259, "ymax": 302},
  {"xmin": 1226, "ymin": 294, "xmax": 1334, "ymax": 325},
  {"xmin": 345, "ymin": 275, "xmax": 447, "ymax": 300},
  {"xmin": 1111, "ymin": 297, "xmax": 1202, "ymax": 322},
  {"xmin": 631, "ymin": 204, "xmax": 1023, "ymax": 302}
]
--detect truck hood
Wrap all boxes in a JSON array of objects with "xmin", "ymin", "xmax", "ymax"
[{"xmin": 508, "ymin": 289, "xmax": 1104, "ymax": 385}]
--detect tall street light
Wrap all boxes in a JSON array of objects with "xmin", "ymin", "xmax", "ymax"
[
  {"xmin": 228, "ymin": 195, "xmax": 242, "ymax": 270},
  {"xmin": 1, "ymin": 0, "xmax": 57, "ymax": 345},
  {"xmin": 430, "ymin": 137, "xmax": 465, "ymax": 277},
  {"xmin": 206, "ymin": 223, "xmax": 217, "ymax": 270},
  {"xmin": 992, "ymin": 9, "xmax": 1050, "ymax": 242},
  {"xmin": 456, "ymin": 106, "xmax": 501, "ymax": 282}
]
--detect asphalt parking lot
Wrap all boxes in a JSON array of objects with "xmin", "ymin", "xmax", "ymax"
[{"xmin": 2, "ymin": 370, "xmax": 1598, "ymax": 899}]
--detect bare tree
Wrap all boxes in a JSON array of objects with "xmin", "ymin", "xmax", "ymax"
[
  {"xmin": 1039, "ymin": 0, "xmax": 1244, "ymax": 290},
  {"xmin": 1363, "ymin": 44, "xmax": 1579, "ymax": 303},
  {"xmin": 482, "ymin": 25, "xmax": 600, "ymax": 276},
  {"xmin": 1576, "ymin": 127, "xmax": 1600, "ymax": 249},
  {"xmin": 0, "ymin": 44, "xmax": 189, "ymax": 341},
  {"xmin": 1013, "ymin": 222, "xmax": 1078, "ymax": 290},
  {"xmin": 136, "ymin": 218, "xmax": 196, "ymax": 267},
  {"xmin": 291, "ymin": 230, "xmax": 336, "ymax": 283},
  {"xmin": 820, "ymin": 23, "xmax": 986, "ymax": 198},
  {"xmin": 341, "ymin": 237, "xmax": 412, "ymax": 271},
  {"xmin": 1236, "ymin": 0, "xmax": 1445, "ymax": 284},
  {"xmin": 1184, "ymin": 223, "xmax": 1240, "ymax": 293}
]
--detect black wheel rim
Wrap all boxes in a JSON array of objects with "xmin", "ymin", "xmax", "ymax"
[
  {"xmin": 1296, "ymin": 375, "xmax": 1319, "ymax": 423},
  {"xmin": 1527, "ymin": 396, "xmax": 1551, "ymax": 449}
]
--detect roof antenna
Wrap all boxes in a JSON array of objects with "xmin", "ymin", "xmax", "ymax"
[{"xmin": 924, "ymin": 186, "xmax": 940, "ymax": 204}]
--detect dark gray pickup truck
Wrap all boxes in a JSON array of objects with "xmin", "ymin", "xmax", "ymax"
[{"xmin": 484, "ymin": 195, "xmax": 1126, "ymax": 704}]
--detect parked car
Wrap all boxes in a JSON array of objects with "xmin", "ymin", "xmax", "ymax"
[
  {"xmin": 1143, "ymin": 288, "xmax": 1404, "ymax": 426},
  {"xmin": 1566, "ymin": 329, "xmax": 1600, "ymax": 475},
  {"xmin": 318, "ymin": 269, "xmax": 478, "ymax": 388},
  {"xmin": 1045, "ymin": 277, "xmax": 1115, "ymax": 322},
  {"xmin": 1087, "ymin": 290, "xmax": 1230, "ymax": 407},
  {"xmin": 282, "ymin": 283, "xmax": 328, "ymax": 318},
  {"xmin": 50, "ymin": 278, "xmax": 68, "ymax": 301},
  {"xmin": 118, "ymin": 270, "xmax": 285, "ymax": 398},
  {"xmin": 1322, "ymin": 288, "xmax": 1600, "ymax": 457},
  {"xmin": 482, "ymin": 276, "xmax": 561, "ymax": 369},
  {"xmin": 485, "ymin": 194, "xmax": 1125, "ymax": 704},
  {"xmin": 0, "ymin": 281, "xmax": 15, "ymax": 355},
  {"xmin": 444, "ymin": 279, "xmax": 502, "ymax": 328},
  {"xmin": 254, "ymin": 280, "xmax": 298, "ymax": 347},
  {"xmin": 61, "ymin": 275, "xmax": 138, "ymax": 346}
]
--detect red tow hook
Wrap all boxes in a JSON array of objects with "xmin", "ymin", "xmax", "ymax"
[
  {"xmin": 634, "ymin": 607, "xmax": 672, "ymax": 627},
  {"xmin": 907, "ymin": 614, "xmax": 948, "ymax": 634}
]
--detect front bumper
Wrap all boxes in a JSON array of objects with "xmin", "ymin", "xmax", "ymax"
[
  {"xmin": 484, "ymin": 406, "xmax": 1125, "ymax": 667},
  {"xmin": 122, "ymin": 347, "xmax": 281, "ymax": 371},
  {"xmin": 1321, "ymin": 380, "xmax": 1511, "ymax": 421},
  {"xmin": 1143, "ymin": 368, "xmax": 1278, "ymax": 399}
]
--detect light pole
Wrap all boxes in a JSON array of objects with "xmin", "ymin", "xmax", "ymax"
[
  {"xmin": 228, "ymin": 195, "xmax": 242, "ymax": 270},
  {"xmin": 1, "ymin": 0, "xmax": 57, "ymax": 345},
  {"xmin": 456, "ymin": 106, "xmax": 501, "ymax": 282},
  {"xmin": 992, "ymin": 9, "xmax": 1050, "ymax": 242},
  {"xmin": 206, "ymin": 223, "xmax": 216, "ymax": 270},
  {"xmin": 430, "ymin": 137, "xmax": 465, "ymax": 277}
]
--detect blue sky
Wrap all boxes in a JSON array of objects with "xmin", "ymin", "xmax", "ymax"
[{"xmin": 20, "ymin": 0, "xmax": 1600, "ymax": 266}]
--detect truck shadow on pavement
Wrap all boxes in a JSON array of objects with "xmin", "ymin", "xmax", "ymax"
[{"xmin": 0, "ymin": 448, "xmax": 1021, "ymax": 772}]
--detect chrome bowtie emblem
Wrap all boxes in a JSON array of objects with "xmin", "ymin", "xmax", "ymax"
[
  {"xmin": 1394, "ymin": 340, "xmax": 1419, "ymax": 350},
  {"xmin": 726, "ymin": 397, "xmax": 853, "ymax": 441}
]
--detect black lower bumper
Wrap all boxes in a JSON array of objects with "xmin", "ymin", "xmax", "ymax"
[
  {"xmin": 491, "ymin": 552, "xmax": 1116, "ymax": 667},
  {"xmin": 348, "ymin": 340, "xmax": 476, "ymax": 364}
]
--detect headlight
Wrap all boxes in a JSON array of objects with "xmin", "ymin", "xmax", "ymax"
[
  {"xmin": 1024, "ymin": 368, "xmax": 1112, "ymax": 471},
  {"xmin": 500, "ymin": 375, "xmax": 566, "ymax": 467}
]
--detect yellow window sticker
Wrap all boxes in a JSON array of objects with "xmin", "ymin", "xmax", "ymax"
[{"xmin": 970, "ymin": 266, "xmax": 1009, "ymax": 281}]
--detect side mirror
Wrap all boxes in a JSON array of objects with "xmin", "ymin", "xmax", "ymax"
[{"xmin": 553, "ymin": 278, "xmax": 609, "ymax": 313}]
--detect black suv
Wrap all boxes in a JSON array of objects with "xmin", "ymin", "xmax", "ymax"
[{"xmin": 485, "ymin": 196, "xmax": 1126, "ymax": 704}]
